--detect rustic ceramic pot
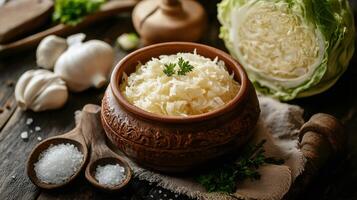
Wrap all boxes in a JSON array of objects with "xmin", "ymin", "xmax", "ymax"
[
  {"xmin": 101, "ymin": 42, "xmax": 260, "ymax": 173},
  {"xmin": 132, "ymin": 0, "xmax": 207, "ymax": 45}
]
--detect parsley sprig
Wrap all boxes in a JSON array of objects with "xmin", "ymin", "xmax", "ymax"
[
  {"xmin": 53, "ymin": 0, "xmax": 105, "ymax": 25},
  {"xmin": 163, "ymin": 63, "xmax": 176, "ymax": 76},
  {"xmin": 177, "ymin": 57, "xmax": 194, "ymax": 75},
  {"xmin": 195, "ymin": 140, "xmax": 284, "ymax": 193},
  {"xmin": 162, "ymin": 57, "xmax": 194, "ymax": 76}
]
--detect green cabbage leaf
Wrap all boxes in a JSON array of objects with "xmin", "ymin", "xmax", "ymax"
[{"xmin": 218, "ymin": 0, "xmax": 355, "ymax": 100}]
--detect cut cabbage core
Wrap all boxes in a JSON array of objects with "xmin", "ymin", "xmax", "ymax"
[
  {"xmin": 232, "ymin": 1, "xmax": 324, "ymax": 88},
  {"xmin": 120, "ymin": 52, "xmax": 240, "ymax": 116}
]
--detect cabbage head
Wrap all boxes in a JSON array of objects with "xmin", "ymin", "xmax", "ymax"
[{"xmin": 218, "ymin": 0, "xmax": 355, "ymax": 100}]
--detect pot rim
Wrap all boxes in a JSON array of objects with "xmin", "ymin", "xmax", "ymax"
[{"xmin": 110, "ymin": 42, "xmax": 249, "ymax": 123}]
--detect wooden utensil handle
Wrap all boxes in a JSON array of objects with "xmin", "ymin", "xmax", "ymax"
[
  {"xmin": 81, "ymin": 104, "xmax": 106, "ymax": 147},
  {"xmin": 284, "ymin": 113, "xmax": 345, "ymax": 199},
  {"xmin": 299, "ymin": 113, "xmax": 345, "ymax": 174}
]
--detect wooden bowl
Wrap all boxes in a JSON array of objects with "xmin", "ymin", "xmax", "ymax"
[
  {"xmin": 85, "ymin": 157, "xmax": 132, "ymax": 192},
  {"xmin": 101, "ymin": 42, "xmax": 260, "ymax": 173}
]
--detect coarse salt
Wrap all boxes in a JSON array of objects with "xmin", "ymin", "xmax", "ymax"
[
  {"xmin": 26, "ymin": 118, "xmax": 33, "ymax": 125},
  {"xmin": 95, "ymin": 164, "xmax": 125, "ymax": 186},
  {"xmin": 20, "ymin": 131, "xmax": 28, "ymax": 140},
  {"xmin": 34, "ymin": 143, "xmax": 84, "ymax": 184},
  {"xmin": 35, "ymin": 126, "xmax": 41, "ymax": 131},
  {"xmin": 37, "ymin": 137, "xmax": 42, "ymax": 141}
]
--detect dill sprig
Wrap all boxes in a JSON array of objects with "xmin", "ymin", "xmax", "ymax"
[{"xmin": 195, "ymin": 140, "xmax": 284, "ymax": 193}]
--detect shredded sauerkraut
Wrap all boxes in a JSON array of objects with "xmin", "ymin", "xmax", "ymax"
[{"xmin": 120, "ymin": 51, "xmax": 240, "ymax": 116}]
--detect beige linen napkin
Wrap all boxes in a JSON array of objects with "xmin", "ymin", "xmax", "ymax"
[
  {"xmin": 111, "ymin": 96, "xmax": 307, "ymax": 200},
  {"xmin": 114, "ymin": 96, "xmax": 307, "ymax": 200}
]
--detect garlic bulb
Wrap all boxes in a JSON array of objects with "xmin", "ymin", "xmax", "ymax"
[
  {"xmin": 15, "ymin": 70, "xmax": 68, "ymax": 112},
  {"xmin": 36, "ymin": 35, "xmax": 68, "ymax": 69},
  {"xmin": 54, "ymin": 40, "xmax": 114, "ymax": 92}
]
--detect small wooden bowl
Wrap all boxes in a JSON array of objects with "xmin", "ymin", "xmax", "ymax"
[
  {"xmin": 101, "ymin": 42, "xmax": 260, "ymax": 172},
  {"xmin": 85, "ymin": 157, "xmax": 132, "ymax": 192},
  {"xmin": 27, "ymin": 137, "xmax": 88, "ymax": 189}
]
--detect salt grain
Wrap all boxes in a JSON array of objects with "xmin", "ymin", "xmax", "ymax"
[
  {"xmin": 35, "ymin": 126, "xmax": 41, "ymax": 132},
  {"xmin": 34, "ymin": 143, "xmax": 84, "ymax": 184},
  {"xmin": 20, "ymin": 131, "xmax": 28, "ymax": 139},
  {"xmin": 95, "ymin": 164, "xmax": 125, "ymax": 186},
  {"xmin": 30, "ymin": 130, "xmax": 33, "ymax": 133},
  {"xmin": 37, "ymin": 137, "xmax": 42, "ymax": 141},
  {"xmin": 26, "ymin": 118, "xmax": 33, "ymax": 125}
]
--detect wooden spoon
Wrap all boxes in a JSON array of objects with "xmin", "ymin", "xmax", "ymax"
[
  {"xmin": 26, "ymin": 118, "xmax": 88, "ymax": 189},
  {"xmin": 82, "ymin": 104, "xmax": 132, "ymax": 192}
]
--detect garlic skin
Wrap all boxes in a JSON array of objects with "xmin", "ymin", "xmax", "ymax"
[
  {"xmin": 54, "ymin": 40, "xmax": 114, "ymax": 92},
  {"xmin": 36, "ymin": 35, "xmax": 68, "ymax": 69},
  {"xmin": 15, "ymin": 70, "xmax": 68, "ymax": 112}
]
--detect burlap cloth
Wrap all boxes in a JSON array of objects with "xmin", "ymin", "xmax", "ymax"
[{"xmin": 111, "ymin": 96, "xmax": 307, "ymax": 200}]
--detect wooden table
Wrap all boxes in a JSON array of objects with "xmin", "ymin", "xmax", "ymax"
[{"xmin": 0, "ymin": 1, "xmax": 357, "ymax": 200}]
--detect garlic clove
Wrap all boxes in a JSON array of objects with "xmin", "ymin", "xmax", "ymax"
[
  {"xmin": 31, "ymin": 83, "xmax": 68, "ymax": 112},
  {"xmin": 23, "ymin": 72, "xmax": 52, "ymax": 106},
  {"xmin": 15, "ymin": 70, "xmax": 36, "ymax": 110},
  {"xmin": 36, "ymin": 35, "xmax": 68, "ymax": 69}
]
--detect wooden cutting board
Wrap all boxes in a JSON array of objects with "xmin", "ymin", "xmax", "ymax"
[
  {"xmin": 0, "ymin": 0, "xmax": 53, "ymax": 43},
  {"xmin": 0, "ymin": 0, "xmax": 139, "ymax": 57}
]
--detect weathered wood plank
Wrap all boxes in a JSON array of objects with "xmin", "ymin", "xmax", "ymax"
[
  {"xmin": 0, "ymin": 87, "xmax": 108, "ymax": 199},
  {"xmin": 0, "ymin": 52, "xmax": 35, "ymax": 130}
]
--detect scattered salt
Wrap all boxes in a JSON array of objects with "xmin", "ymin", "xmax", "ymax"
[
  {"xmin": 37, "ymin": 137, "xmax": 42, "ymax": 141},
  {"xmin": 26, "ymin": 118, "xmax": 33, "ymax": 125},
  {"xmin": 29, "ymin": 130, "xmax": 33, "ymax": 133},
  {"xmin": 11, "ymin": 175, "xmax": 16, "ymax": 179},
  {"xmin": 34, "ymin": 143, "xmax": 84, "ymax": 184},
  {"xmin": 20, "ymin": 131, "xmax": 28, "ymax": 140},
  {"xmin": 95, "ymin": 164, "xmax": 125, "ymax": 186},
  {"xmin": 35, "ymin": 126, "xmax": 41, "ymax": 132}
]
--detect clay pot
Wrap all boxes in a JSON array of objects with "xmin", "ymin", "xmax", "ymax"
[
  {"xmin": 132, "ymin": 0, "xmax": 207, "ymax": 45},
  {"xmin": 101, "ymin": 42, "xmax": 260, "ymax": 173}
]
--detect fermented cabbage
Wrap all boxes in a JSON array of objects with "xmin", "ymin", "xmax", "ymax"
[
  {"xmin": 218, "ymin": 0, "xmax": 355, "ymax": 100},
  {"xmin": 120, "ymin": 52, "xmax": 240, "ymax": 116}
]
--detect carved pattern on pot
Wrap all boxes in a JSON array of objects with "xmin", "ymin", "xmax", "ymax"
[{"xmin": 102, "ymin": 87, "xmax": 259, "ymax": 152}]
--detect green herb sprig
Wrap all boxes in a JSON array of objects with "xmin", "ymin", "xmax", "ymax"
[
  {"xmin": 162, "ymin": 57, "xmax": 194, "ymax": 76},
  {"xmin": 163, "ymin": 63, "xmax": 176, "ymax": 76},
  {"xmin": 53, "ymin": 0, "xmax": 105, "ymax": 25},
  {"xmin": 195, "ymin": 140, "xmax": 284, "ymax": 193},
  {"xmin": 177, "ymin": 57, "xmax": 194, "ymax": 75}
]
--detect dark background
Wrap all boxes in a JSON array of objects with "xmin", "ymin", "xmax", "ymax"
[{"xmin": 0, "ymin": 0, "xmax": 356, "ymax": 199}]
